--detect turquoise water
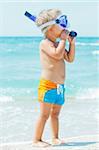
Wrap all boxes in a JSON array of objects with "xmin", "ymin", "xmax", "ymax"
[
  {"xmin": 0, "ymin": 37, "xmax": 99, "ymax": 143},
  {"xmin": 0, "ymin": 37, "xmax": 99, "ymax": 100}
]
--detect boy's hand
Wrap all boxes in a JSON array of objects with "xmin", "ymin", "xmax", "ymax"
[
  {"xmin": 60, "ymin": 30, "xmax": 69, "ymax": 40},
  {"xmin": 68, "ymin": 36, "xmax": 76, "ymax": 44}
]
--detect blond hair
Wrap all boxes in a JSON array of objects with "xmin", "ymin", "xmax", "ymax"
[{"xmin": 35, "ymin": 9, "xmax": 61, "ymax": 33}]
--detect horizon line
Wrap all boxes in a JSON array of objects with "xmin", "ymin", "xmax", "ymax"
[{"xmin": 0, "ymin": 36, "xmax": 99, "ymax": 38}]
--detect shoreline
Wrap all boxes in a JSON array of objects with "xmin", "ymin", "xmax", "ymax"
[{"xmin": 0, "ymin": 134, "xmax": 99, "ymax": 150}]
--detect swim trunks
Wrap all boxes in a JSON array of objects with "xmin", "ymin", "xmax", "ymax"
[{"xmin": 38, "ymin": 78, "xmax": 65, "ymax": 105}]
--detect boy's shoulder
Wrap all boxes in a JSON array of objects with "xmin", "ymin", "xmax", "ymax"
[
  {"xmin": 40, "ymin": 39, "xmax": 54, "ymax": 49},
  {"xmin": 40, "ymin": 39, "xmax": 45, "ymax": 46},
  {"xmin": 39, "ymin": 39, "xmax": 46, "ymax": 48}
]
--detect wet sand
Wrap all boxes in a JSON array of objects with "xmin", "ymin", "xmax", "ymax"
[{"xmin": 0, "ymin": 134, "xmax": 99, "ymax": 150}]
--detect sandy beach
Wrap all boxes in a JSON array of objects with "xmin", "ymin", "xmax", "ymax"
[{"xmin": 0, "ymin": 134, "xmax": 99, "ymax": 150}]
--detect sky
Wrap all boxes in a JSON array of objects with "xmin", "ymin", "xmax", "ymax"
[{"xmin": 0, "ymin": 0, "xmax": 99, "ymax": 37}]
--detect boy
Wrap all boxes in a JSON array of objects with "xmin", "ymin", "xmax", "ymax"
[{"xmin": 33, "ymin": 9, "xmax": 75, "ymax": 147}]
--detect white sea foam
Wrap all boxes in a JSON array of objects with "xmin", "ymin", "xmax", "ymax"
[
  {"xmin": 75, "ymin": 88, "xmax": 99, "ymax": 100},
  {"xmin": 76, "ymin": 42, "xmax": 99, "ymax": 46},
  {"xmin": 0, "ymin": 96, "xmax": 14, "ymax": 103},
  {"xmin": 92, "ymin": 50, "xmax": 99, "ymax": 55},
  {"xmin": 0, "ymin": 88, "xmax": 34, "ymax": 95}
]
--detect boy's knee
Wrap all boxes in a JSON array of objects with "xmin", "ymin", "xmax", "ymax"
[
  {"xmin": 50, "ymin": 111, "xmax": 59, "ymax": 119},
  {"xmin": 40, "ymin": 114, "xmax": 49, "ymax": 120}
]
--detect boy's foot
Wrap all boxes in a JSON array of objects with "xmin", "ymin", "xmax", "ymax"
[
  {"xmin": 52, "ymin": 138, "xmax": 65, "ymax": 145},
  {"xmin": 32, "ymin": 140, "xmax": 51, "ymax": 147}
]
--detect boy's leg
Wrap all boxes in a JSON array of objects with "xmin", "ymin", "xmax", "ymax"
[
  {"xmin": 33, "ymin": 102, "xmax": 51, "ymax": 147},
  {"xmin": 50, "ymin": 104, "xmax": 63, "ymax": 144}
]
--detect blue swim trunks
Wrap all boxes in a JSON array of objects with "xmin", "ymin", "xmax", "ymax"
[{"xmin": 38, "ymin": 78, "xmax": 65, "ymax": 105}]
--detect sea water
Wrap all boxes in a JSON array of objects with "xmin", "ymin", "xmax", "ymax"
[{"xmin": 0, "ymin": 37, "xmax": 99, "ymax": 143}]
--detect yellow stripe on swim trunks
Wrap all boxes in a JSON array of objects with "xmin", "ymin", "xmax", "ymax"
[{"xmin": 38, "ymin": 78, "xmax": 57, "ymax": 102}]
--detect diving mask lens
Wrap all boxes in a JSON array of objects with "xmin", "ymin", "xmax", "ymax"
[{"xmin": 55, "ymin": 15, "xmax": 68, "ymax": 29}]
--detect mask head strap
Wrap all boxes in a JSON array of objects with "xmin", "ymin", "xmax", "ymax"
[
  {"xmin": 39, "ymin": 15, "xmax": 70, "ymax": 30},
  {"xmin": 24, "ymin": 11, "xmax": 70, "ymax": 31}
]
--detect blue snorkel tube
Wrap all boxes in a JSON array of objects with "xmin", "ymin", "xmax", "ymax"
[
  {"xmin": 24, "ymin": 11, "xmax": 77, "ymax": 37},
  {"xmin": 24, "ymin": 11, "xmax": 36, "ymax": 22}
]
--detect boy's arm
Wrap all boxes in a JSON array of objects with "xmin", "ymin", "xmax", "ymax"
[
  {"xmin": 64, "ymin": 38, "xmax": 75, "ymax": 63},
  {"xmin": 40, "ymin": 40, "xmax": 66, "ymax": 60}
]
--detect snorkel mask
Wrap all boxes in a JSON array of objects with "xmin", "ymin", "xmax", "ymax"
[
  {"xmin": 24, "ymin": 11, "xmax": 77, "ymax": 37},
  {"xmin": 39, "ymin": 15, "xmax": 70, "ymax": 31}
]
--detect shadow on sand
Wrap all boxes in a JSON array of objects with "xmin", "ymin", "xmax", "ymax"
[{"xmin": 53, "ymin": 141, "xmax": 98, "ymax": 147}]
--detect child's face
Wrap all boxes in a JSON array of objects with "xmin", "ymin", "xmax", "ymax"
[{"xmin": 48, "ymin": 24, "xmax": 64, "ymax": 38}]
